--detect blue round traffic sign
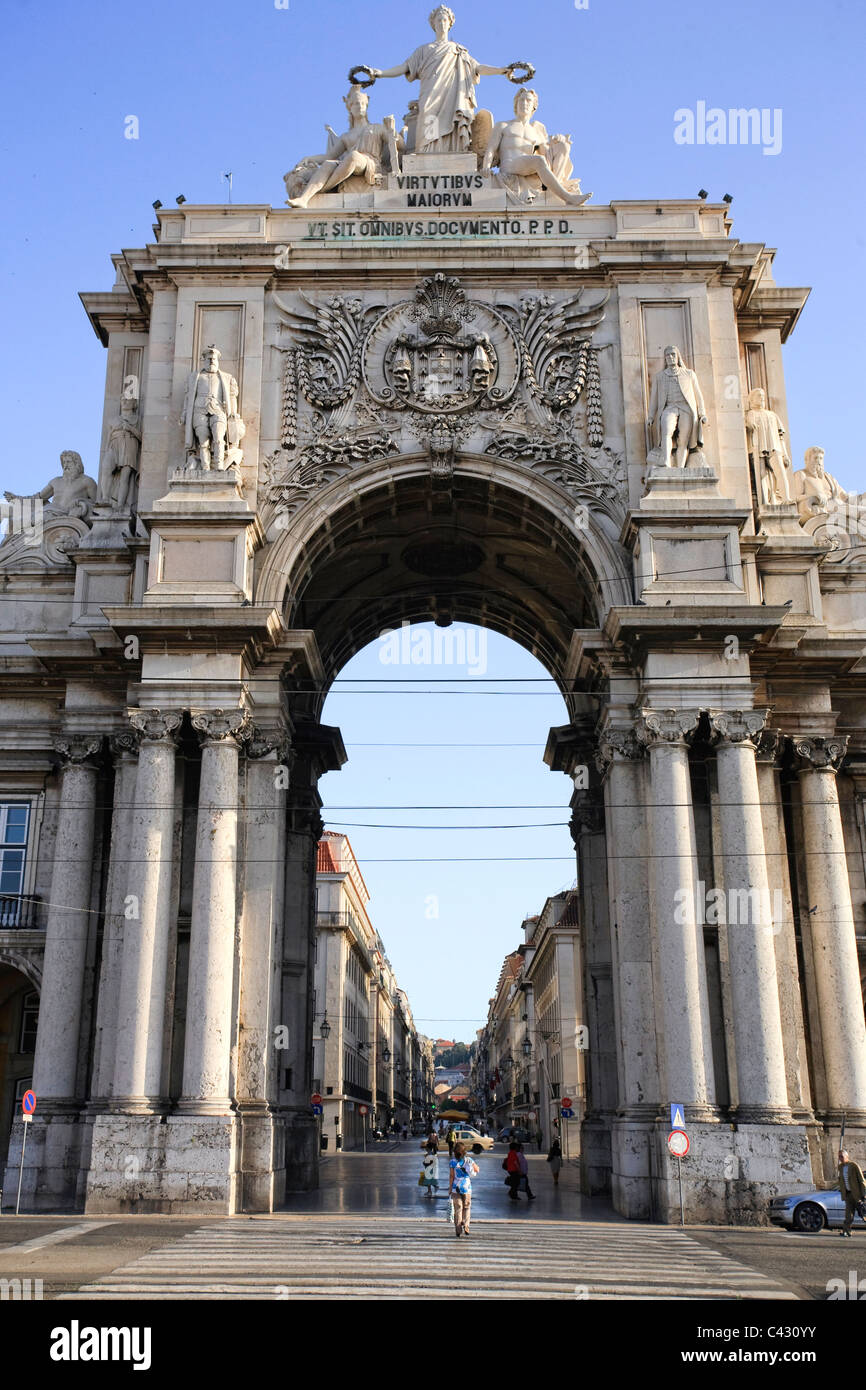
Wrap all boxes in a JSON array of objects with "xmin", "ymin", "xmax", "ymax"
[{"xmin": 22, "ymin": 1090, "xmax": 36, "ymax": 1114}]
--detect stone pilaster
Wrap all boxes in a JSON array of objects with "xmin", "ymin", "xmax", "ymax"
[
  {"xmin": 637, "ymin": 709, "xmax": 717, "ymax": 1117},
  {"xmin": 236, "ymin": 725, "xmax": 292, "ymax": 1211},
  {"xmin": 793, "ymin": 736, "xmax": 866, "ymax": 1120},
  {"xmin": 90, "ymin": 729, "xmax": 141, "ymax": 1102},
  {"xmin": 598, "ymin": 723, "xmax": 660, "ymax": 1219},
  {"xmin": 708, "ymin": 710, "xmax": 790, "ymax": 1121}
]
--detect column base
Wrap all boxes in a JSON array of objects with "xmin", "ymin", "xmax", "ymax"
[
  {"xmin": 238, "ymin": 1105, "xmax": 286, "ymax": 1212},
  {"xmin": 579, "ymin": 1112, "xmax": 613, "ymax": 1196},
  {"xmin": 2, "ymin": 1111, "xmax": 85, "ymax": 1212},
  {"xmin": 85, "ymin": 1112, "xmax": 239, "ymax": 1214},
  {"xmin": 732, "ymin": 1104, "xmax": 794, "ymax": 1125},
  {"xmin": 645, "ymin": 1119, "xmax": 814, "ymax": 1224}
]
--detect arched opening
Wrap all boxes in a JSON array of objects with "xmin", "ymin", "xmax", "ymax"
[{"xmin": 258, "ymin": 460, "xmax": 627, "ymax": 1167}]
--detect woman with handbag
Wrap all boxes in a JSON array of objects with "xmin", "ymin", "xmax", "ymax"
[{"xmin": 547, "ymin": 1136, "xmax": 562, "ymax": 1185}]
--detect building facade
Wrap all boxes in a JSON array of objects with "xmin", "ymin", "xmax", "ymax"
[{"xmin": 1, "ymin": 12, "xmax": 864, "ymax": 1219}]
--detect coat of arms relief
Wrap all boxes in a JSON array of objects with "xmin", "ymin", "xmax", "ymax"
[{"xmin": 264, "ymin": 273, "xmax": 625, "ymax": 525}]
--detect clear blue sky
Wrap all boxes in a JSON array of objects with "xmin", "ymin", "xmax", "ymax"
[{"xmin": 2, "ymin": 0, "xmax": 863, "ymax": 1035}]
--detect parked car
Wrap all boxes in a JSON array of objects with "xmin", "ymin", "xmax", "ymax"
[
  {"xmin": 496, "ymin": 1126, "xmax": 533, "ymax": 1145},
  {"xmin": 439, "ymin": 1126, "xmax": 494, "ymax": 1154},
  {"xmin": 768, "ymin": 1188, "xmax": 866, "ymax": 1232}
]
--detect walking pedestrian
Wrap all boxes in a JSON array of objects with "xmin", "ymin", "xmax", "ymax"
[
  {"xmin": 547, "ymin": 1136, "xmax": 562, "ymax": 1185},
  {"xmin": 517, "ymin": 1142, "xmax": 536, "ymax": 1199},
  {"xmin": 425, "ymin": 1130, "xmax": 439, "ymax": 1154},
  {"xmin": 446, "ymin": 1124, "xmax": 456, "ymax": 1158},
  {"xmin": 838, "ymin": 1148, "xmax": 866, "ymax": 1236},
  {"xmin": 448, "ymin": 1142, "xmax": 479, "ymax": 1237},
  {"xmin": 535, "ymin": 1126, "xmax": 543, "ymax": 1153},
  {"xmin": 503, "ymin": 1141, "xmax": 522, "ymax": 1200},
  {"xmin": 421, "ymin": 1147, "xmax": 440, "ymax": 1198}
]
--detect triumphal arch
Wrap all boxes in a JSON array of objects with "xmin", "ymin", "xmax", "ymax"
[{"xmin": 2, "ymin": 7, "xmax": 865, "ymax": 1220}]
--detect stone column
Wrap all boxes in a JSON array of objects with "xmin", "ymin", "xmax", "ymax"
[
  {"xmin": 637, "ymin": 709, "xmax": 716, "ymax": 1114},
  {"xmin": 179, "ymin": 708, "xmax": 250, "ymax": 1112},
  {"xmin": 90, "ymin": 730, "xmax": 141, "ymax": 1101},
  {"xmin": 111, "ymin": 710, "xmax": 182, "ymax": 1107},
  {"xmin": 32, "ymin": 735, "xmax": 103, "ymax": 1103},
  {"xmin": 708, "ymin": 710, "xmax": 790, "ymax": 1119},
  {"xmin": 794, "ymin": 736, "xmax": 866, "ymax": 1118}
]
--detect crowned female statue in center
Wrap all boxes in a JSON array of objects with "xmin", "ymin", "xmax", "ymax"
[{"xmin": 364, "ymin": 5, "xmax": 520, "ymax": 153}]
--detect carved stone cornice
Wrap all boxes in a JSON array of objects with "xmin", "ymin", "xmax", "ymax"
[
  {"xmin": 792, "ymin": 735, "xmax": 849, "ymax": 773},
  {"xmin": 128, "ymin": 709, "xmax": 183, "ymax": 744},
  {"xmin": 53, "ymin": 735, "xmax": 103, "ymax": 769},
  {"xmin": 635, "ymin": 708, "xmax": 700, "ymax": 748},
  {"xmin": 707, "ymin": 708, "xmax": 769, "ymax": 748},
  {"xmin": 191, "ymin": 708, "xmax": 252, "ymax": 747}
]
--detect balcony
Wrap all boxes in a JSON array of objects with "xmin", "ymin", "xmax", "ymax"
[{"xmin": 0, "ymin": 895, "xmax": 44, "ymax": 929}]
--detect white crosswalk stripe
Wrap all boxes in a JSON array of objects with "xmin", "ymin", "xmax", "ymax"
[{"xmin": 62, "ymin": 1217, "xmax": 801, "ymax": 1300}]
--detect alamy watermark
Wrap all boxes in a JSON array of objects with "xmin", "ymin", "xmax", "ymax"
[
  {"xmin": 674, "ymin": 102, "xmax": 782, "ymax": 157},
  {"xmin": 675, "ymin": 879, "xmax": 783, "ymax": 932},
  {"xmin": 378, "ymin": 619, "xmax": 487, "ymax": 676}
]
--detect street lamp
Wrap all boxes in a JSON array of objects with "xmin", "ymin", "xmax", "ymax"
[
  {"xmin": 320, "ymin": 1015, "xmax": 331, "ymax": 1040},
  {"xmin": 522, "ymin": 1035, "xmax": 532, "ymax": 1058},
  {"xmin": 383, "ymin": 1046, "xmax": 391, "ymax": 1064}
]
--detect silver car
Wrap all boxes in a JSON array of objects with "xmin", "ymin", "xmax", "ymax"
[{"xmin": 769, "ymin": 1188, "xmax": 866, "ymax": 1233}]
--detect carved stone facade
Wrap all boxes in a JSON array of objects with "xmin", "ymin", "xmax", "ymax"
[{"xmin": 1, "ymin": 11, "xmax": 865, "ymax": 1223}]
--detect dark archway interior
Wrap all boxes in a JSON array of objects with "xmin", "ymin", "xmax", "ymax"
[{"xmin": 280, "ymin": 472, "xmax": 605, "ymax": 714}]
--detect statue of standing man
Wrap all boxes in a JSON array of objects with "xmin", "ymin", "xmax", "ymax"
[
  {"xmin": 180, "ymin": 345, "xmax": 245, "ymax": 471},
  {"xmin": 647, "ymin": 345, "xmax": 707, "ymax": 469},
  {"xmin": 362, "ymin": 6, "xmax": 523, "ymax": 154}
]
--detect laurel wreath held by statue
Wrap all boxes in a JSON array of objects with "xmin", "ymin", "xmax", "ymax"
[
  {"xmin": 348, "ymin": 65, "xmax": 377, "ymax": 89},
  {"xmin": 348, "ymin": 60, "xmax": 535, "ymax": 90}
]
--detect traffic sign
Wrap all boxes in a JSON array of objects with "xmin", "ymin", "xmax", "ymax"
[
  {"xmin": 358, "ymin": 1104, "xmax": 369, "ymax": 1116},
  {"xmin": 310, "ymin": 1092, "xmax": 323, "ymax": 1105},
  {"xmin": 561, "ymin": 1096, "xmax": 572, "ymax": 1108},
  {"xmin": 667, "ymin": 1129, "xmax": 690, "ymax": 1158},
  {"xmin": 670, "ymin": 1102, "xmax": 686, "ymax": 1131},
  {"xmin": 22, "ymin": 1090, "xmax": 36, "ymax": 1115},
  {"xmin": 561, "ymin": 1107, "xmax": 575, "ymax": 1119},
  {"xmin": 312, "ymin": 1104, "xmax": 323, "ymax": 1116},
  {"xmin": 22, "ymin": 1114, "xmax": 32, "ymax": 1124}
]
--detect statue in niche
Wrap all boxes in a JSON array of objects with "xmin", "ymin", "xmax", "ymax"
[
  {"xmin": 285, "ymin": 87, "xmax": 398, "ymax": 207},
  {"xmin": 179, "ymin": 345, "xmax": 245, "ymax": 471},
  {"xmin": 647, "ymin": 345, "xmax": 707, "ymax": 468},
  {"xmin": 745, "ymin": 387, "xmax": 791, "ymax": 504},
  {"xmin": 361, "ymin": 5, "xmax": 521, "ymax": 154},
  {"xmin": 98, "ymin": 396, "xmax": 141, "ymax": 511},
  {"xmin": 792, "ymin": 446, "xmax": 864, "ymax": 528},
  {"xmin": 5, "ymin": 449, "xmax": 96, "ymax": 522},
  {"xmin": 483, "ymin": 89, "xmax": 591, "ymax": 206}
]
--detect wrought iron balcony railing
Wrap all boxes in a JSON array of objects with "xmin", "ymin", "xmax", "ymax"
[{"xmin": 0, "ymin": 894, "xmax": 44, "ymax": 929}]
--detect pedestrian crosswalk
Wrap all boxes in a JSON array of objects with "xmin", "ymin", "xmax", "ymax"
[{"xmin": 63, "ymin": 1216, "xmax": 800, "ymax": 1300}]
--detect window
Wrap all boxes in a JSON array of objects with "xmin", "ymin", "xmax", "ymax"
[
  {"xmin": 0, "ymin": 803, "xmax": 30, "ymax": 923},
  {"xmin": 19, "ymin": 991, "xmax": 38, "ymax": 1053}
]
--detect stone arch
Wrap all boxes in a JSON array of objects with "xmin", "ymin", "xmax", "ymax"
[
  {"xmin": 255, "ymin": 451, "xmax": 633, "ymax": 705},
  {"xmin": 0, "ymin": 951, "xmax": 42, "ymax": 992}
]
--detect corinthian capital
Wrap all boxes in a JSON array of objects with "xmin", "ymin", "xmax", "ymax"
[
  {"xmin": 793, "ymin": 735, "xmax": 849, "ymax": 772},
  {"xmin": 128, "ymin": 708, "xmax": 183, "ymax": 744},
  {"xmin": 708, "ymin": 709, "xmax": 769, "ymax": 747},
  {"xmin": 245, "ymin": 725, "xmax": 294, "ymax": 764},
  {"xmin": 191, "ymin": 708, "xmax": 252, "ymax": 746},
  {"xmin": 636, "ymin": 708, "xmax": 700, "ymax": 748},
  {"xmin": 597, "ymin": 724, "xmax": 644, "ymax": 773},
  {"xmin": 53, "ymin": 734, "xmax": 103, "ymax": 768}
]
